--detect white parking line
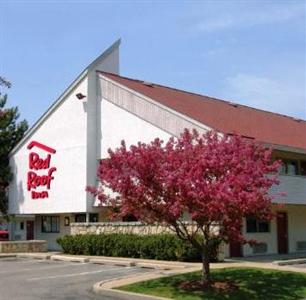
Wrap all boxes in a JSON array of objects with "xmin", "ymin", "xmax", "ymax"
[
  {"xmin": 27, "ymin": 266, "xmax": 129, "ymax": 281},
  {"xmin": 0, "ymin": 262, "xmax": 88, "ymax": 275}
]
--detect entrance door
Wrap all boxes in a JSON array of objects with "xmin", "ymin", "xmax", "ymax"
[
  {"xmin": 26, "ymin": 221, "xmax": 34, "ymax": 240},
  {"xmin": 277, "ymin": 212, "xmax": 288, "ymax": 254},
  {"xmin": 229, "ymin": 241, "xmax": 243, "ymax": 257}
]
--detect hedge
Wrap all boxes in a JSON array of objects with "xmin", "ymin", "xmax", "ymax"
[{"xmin": 57, "ymin": 233, "xmax": 220, "ymax": 262}]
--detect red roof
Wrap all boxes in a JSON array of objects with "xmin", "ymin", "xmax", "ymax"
[{"xmin": 99, "ymin": 71, "xmax": 306, "ymax": 151}]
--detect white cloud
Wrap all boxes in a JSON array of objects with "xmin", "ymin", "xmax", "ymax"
[
  {"xmin": 190, "ymin": 2, "xmax": 305, "ymax": 33},
  {"xmin": 194, "ymin": 15, "xmax": 234, "ymax": 32},
  {"xmin": 201, "ymin": 48, "xmax": 226, "ymax": 57},
  {"xmin": 221, "ymin": 73, "xmax": 306, "ymax": 119}
]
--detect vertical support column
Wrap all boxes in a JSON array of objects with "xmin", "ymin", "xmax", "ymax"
[
  {"xmin": 85, "ymin": 40, "xmax": 120, "ymax": 213},
  {"xmin": 86, "ymin": 71, "xmax": 98, "ymax": 213},
  {"xmin": 8, "ymin": 221, "xmax": 15, "ymax": 241}
]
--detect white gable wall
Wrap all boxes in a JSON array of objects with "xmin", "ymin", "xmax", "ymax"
[
  {"xmin": 9, "ymin": 77, "xmax": 88, "ymax": 214},
  {"xmin": 100, "ymin": 99, "xmax": 171, "ymax": 158},
  {"xmin": 89, "ymin": 98, "xmax": 172, "ymax": 208},
  {"xmin": 93, "ymin": 46, "xmax": 119, "ymax": 75},
  {"xmin": 9, "ymin": 40, "xmax": 121, "ymax": 215}
]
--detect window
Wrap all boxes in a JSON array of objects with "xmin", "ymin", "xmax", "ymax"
[
  {"xmin": 258, "ymin": 221, "xmax": 269, "ymax": 232},
  {"xmin": 301, "ymin": 161, "xmax": 306, "ymax": 176},
  {"xmin": 279, "ymin": 159, "xmax": 298, "ymax": 175},
  {"xmin": 75, "ymin": 214, "xmax": 86, "ymax": 223},
  {"xmin": 246, "ymin": 217, "xmax": 269, "ymax": 233},
  {"xmin": 89, "ymin": 213, "xmax": 99, "ymax": 222},
  {"xmin": 246, "ymin": 217, "xmax": 257, "ymax": 233},
  {"xmin": 279, "ymin": 162, "xmax": 287, "ymax": 175},
  {"xmin": 287, "ymin": 161, "xmax": 298, "ymax": 175},
  {"xmin": 122, "ymin": 214, "xmax": 138, "ymax": 222},
  {"xmin": 42, "ymin": 216, "xmax": 60, "ymax": 233},
  {"xmin": 20, "ymin": 222, "xmax": 24, "ymax": 230},
  {"xmin": 74, "ymin": 214, "xmax": 99, "ymax": 222}
]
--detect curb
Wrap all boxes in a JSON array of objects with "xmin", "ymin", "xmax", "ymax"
[
  {"xmin": 91, "ymin": 266, "xmax": 195, "ymax": 300},
  {"xmin": 17, "ymin": 253, "xmax": 51, "ymax": 260},
  {"xmin": 273, "ymin": 258, "xmax": 306, "ymax": 266},
  {"xmin": 51, "ymin": 255, "xmax": 90, "ymax": 263},
  {"xmin": 93, "ymin": 281, "xmax": 170, "ymax": 300},
  {"xmin": 0, "ymin": 252, "xmax": 195, "ymax": 270},
  {"xmin": 136, "ymin": 262, "xmax": 186, "ymax": 270},
  {"xmin": 0, "ymin": 254, "xmax": 17, "ymax": 259},
  {"xmin": 90, "ymin": 258, "xmax": 136, "ymax": 267}
]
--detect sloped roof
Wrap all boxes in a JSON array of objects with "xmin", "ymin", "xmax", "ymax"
[{"xmin": 100, "ymin": 71, "xmax": 306, "ymax": 151}]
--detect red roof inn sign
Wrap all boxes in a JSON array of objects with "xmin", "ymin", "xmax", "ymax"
[{"xmin": 27, "ymin": 141, "xmax": 57, "ymax": 199}]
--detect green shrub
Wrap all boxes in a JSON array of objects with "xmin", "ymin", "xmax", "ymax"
[{"xmin": 57, "ymin": 233, "xmax": 221, "ymax": 262}]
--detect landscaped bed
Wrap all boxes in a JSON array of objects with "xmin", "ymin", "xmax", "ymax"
[{"xmin": 118, "ymin": 267, "xmax": 306, "ymax": 300}]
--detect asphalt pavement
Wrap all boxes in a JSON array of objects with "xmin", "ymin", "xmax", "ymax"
[{"xmin": 0, "ymin": 257, "xmax": 151, "ymax": 300}]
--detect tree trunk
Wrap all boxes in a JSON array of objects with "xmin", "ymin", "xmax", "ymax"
[{"xmin": 201, "ymin": 251, "xmax": 211, "ymax": 283}]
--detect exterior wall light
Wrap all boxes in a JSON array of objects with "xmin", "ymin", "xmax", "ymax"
[
  {"xmin": 64, "ymin": 216, "xmax": 70, "ymax": 226},
  {"xmin": 76, "ymin": 93, "xmax": 86, "ymax": 100}
]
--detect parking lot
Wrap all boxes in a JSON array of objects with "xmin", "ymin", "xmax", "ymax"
[{"xmin": 0, "ymin": 257, "xmax": 151, "ymax": 300}]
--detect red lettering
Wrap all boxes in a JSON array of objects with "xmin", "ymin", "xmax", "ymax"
[
  {"xmin": 31, "ymin": 191, "xmax": 49, "ymax": 199},
  {"xmin": 29, "ymin": 152, "xmax": 51, "ymax": 170},
  {"xmin": 46, "ymin": 167, "xmax": 56, "ymax": 189},
  {"xmin": 27, "ymin": 167, "xmax": 57, "ymax": 191},
  {"xmin": 27, "ymin": 142, "xmax": 57, "ymax": 200}
]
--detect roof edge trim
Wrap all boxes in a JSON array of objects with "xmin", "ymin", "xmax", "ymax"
[
  {"xmin": 88, "ymin": 38, "xmax": 121, "ymax": 71},
  {"xmin": 10, "ymin": 70, "xmax": 88, "ymax": 156}
]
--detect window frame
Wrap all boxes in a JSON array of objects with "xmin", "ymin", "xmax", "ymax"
[
  {"xmin": 89, "ymin": 213, "xmax": 99, "ymax": 223},
  {"xmin": 41, "ymin": 216, "xmax": 60, "ymax": 233},
  {"xmin": 300, "ymin": 160, "xmax": 306, "ymax": 176},
  {"xmin": 246, "ymin": 217, "xmax": 270, "ymax": 233},
  {"xmin": 75, "ymin": 214, "xmax": 86, "ymax": 223},
  {"xmin": 277, "ymin": 158, "xmax": 304, "ymax": 176},
  {"xmin": 122, "ymin": 214, "xmax": 138, "ymax": 222}
]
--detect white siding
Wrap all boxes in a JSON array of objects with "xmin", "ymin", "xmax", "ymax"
[
  {"xmin": 223, "ymin": 204, "xmax": 306, "ymax": 257},
  {"xmin": 10, "ymin": 218, "xmax": 32, "ymax": 241},
  {"xmin": 271, "ymin": 175, "xmax": 306, "ymax": 205},
  {"xmin": 35, "ymin": 214, "xmax": 73, "ymax": 250}
]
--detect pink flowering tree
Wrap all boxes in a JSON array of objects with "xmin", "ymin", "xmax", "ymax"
[{"xmin": 88, "ymin": 129, "xmax": 281, "ymax": 283}]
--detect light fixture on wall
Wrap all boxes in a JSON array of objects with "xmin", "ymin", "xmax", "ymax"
[
  {"xmin": 76, "ymin": 93, "xmax": 86, "ymax": 100},
  {"xmin": 64, "ymin": 216, "xmax": 70, "ymax": 226}
]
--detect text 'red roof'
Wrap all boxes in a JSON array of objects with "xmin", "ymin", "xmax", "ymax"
[{"xmin": 100, "ymin": 71, "xmax": 306, "ymax": 151}]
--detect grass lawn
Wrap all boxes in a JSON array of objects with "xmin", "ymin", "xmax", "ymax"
[{"xmin": 117, "ymin": 267, "xmax": 306, "ymax": 300}]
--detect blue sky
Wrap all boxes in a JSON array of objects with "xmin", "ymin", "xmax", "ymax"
[{"xmin": 0, "ymin": 0, "xmax": 305, "ymax": 126}]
